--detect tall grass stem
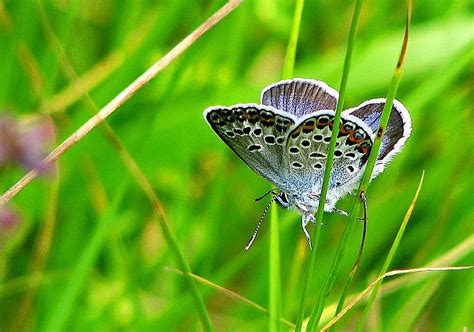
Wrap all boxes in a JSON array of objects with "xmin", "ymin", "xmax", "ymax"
[
  {"xmin": 0, "ymin": 2, "xmax": 243, "ymax": 330},
  {"xmin": 274, "ymin": 1, "xmax": 305, "ymax": 330},
  {"xmin": 300, "ymin": 0, "xmax": 364, "ymax": 330},
  {"xmin": 321, "ymin": 265, "xmax": 473, "ymax": 331},
  {"xmin": 355, "ymin": 171, "xmax": 423, "ymax": 330},
  {"xmin": 308, "ymin": 1, "xmax": 412, "ymax": 329},
  {"xmin": 269, "ymin": 202, "xmax": 282, "ymax": 332},
  {"xmin": 0, "ymin": 0, "xmax": 242, "ymax": 205},
  {"xmin": 43, "ymin": 183, "xmax": 127, "ymax": 331},
  {"xmin": 281, "ymin": 0, "xmax": 305, "ymax": 80}
]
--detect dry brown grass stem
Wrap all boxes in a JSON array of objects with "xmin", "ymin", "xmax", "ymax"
[
  {"xmin": 321, "ymin": 265, "xmax": 474, "ymax": 331},
  {"xmin": 167, "ymin": 267, "xmax": 296, "ymax": 329},
  {"xmin": 39, "ymin": 10, "xmax": 156, "ymax": 114},
  {"xmin": 317, "ymin": 234, "xmax": 474, "ymax": 324},
  {"xmin": 0, "ymin": 0, "xmax": 242, "ymax": 205}
]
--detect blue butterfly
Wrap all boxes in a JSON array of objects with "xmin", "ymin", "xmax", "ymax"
[{"xmin": 204, "ymin": 78, "xmax": 411, "ymax": 248}]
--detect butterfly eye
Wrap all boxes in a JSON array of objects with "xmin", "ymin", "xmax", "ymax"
[{"xmin": 279, "ymin": 192, "xmax": 289, "ymax": 204}]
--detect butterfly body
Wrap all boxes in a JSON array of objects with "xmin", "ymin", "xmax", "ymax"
[{"xmin": 204, "ymin": 79, "xmax": 411, "ymax": 247}]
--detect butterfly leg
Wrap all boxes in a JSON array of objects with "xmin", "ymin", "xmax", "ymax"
[
  {"xmin": 331, "ymin": 207, "xmax": 349, "ymax": 216},
  {"xmin": 322, "ymin": 197, "xmax": 348, "ymax": 217},
  {"xmin": 359, "ymin": 191, "xmax": 368, "ymax": 223},
  {"xmin": 331, "ymin": 206, "xmax": 366, "ymax": 221},
  {"xmin": 301, "ymin": 214, "xmax": 315, "ymax": 250}
]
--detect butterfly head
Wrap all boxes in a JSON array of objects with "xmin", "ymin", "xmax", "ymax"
[
  {"xmin": 274, "ymin": 191, "xmax": 291, "ymax": 208},
  {"xmin": 275, "ymin": 191, "xmax": 321, "ymax": 217}
]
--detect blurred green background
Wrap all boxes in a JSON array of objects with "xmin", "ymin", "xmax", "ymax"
[{"xmin": 0, "ymin": 0, "xmax": 472, "ymax": 331}]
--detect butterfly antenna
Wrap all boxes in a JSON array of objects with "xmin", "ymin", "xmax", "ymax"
[
  {"xmin": 245, "ymin": 195, "xmax": 276, "ymax": 251},
  {"xmin": 255, "ymin": 188, "xmax": 277, "ymax": 201}
]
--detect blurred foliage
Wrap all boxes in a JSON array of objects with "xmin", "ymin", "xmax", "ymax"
[{"xmin": 0, "ymin": 0, "xmax": 472, "ymax": 331}]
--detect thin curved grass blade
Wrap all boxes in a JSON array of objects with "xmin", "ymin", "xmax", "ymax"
[
  {"xmin": 307, "ymin": 1, "xmax": 412, "ymax": 330},
  {"xmin": 321, "ymin": 265, "xmax": 474, "ymax": 331}
]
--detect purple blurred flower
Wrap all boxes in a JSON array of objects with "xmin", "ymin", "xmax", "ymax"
[
  {"xmin": 0, "ymin": 112, "xmax": 55, "ymax": 173},
  {"xmin": 0, "ymin": 206, "xmax": 19, "ymax": 231}
]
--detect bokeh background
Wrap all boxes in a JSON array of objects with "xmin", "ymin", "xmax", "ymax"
[{"xmin": 0, "ymin": 0, "xmax": 472, "ymax": 331}]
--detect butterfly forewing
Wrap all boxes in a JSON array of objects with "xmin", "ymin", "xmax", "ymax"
[
  {"xmin": 204, "ymin": 104, "xmax": 296, "ymax": 191},
  {"xmin": 261, "ymin": 79, "xmax": 338, "ymax": 118}
]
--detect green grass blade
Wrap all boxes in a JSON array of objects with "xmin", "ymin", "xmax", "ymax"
[
  {"xmin": 281, "ymin": 0, "xmax": 305, "ymax": 80},
  {"xmin": 339, "ymin": 0, "xmax": 412, "ymax": 312},
  {"xmin": 35, "ymin": 0, "xmax": 83, "ymax": 96},
  {"xmin": 386, "ymin": 278, "xmax": 439, "ymax": 331},
  {"xmin": 269, "ymin": 202, "xmax": 281, "ymax": 332},
  {"xmin": 300, "ymin": 0, "xmax": 364, "ymax": 330},
  {"xmin": 42, "ymin": 182, "xmax": 128, "ymax": 331},
  {"xmin": 322, "ymin": 266, "xmax": 473, "ymax": 331},
  {"xmin": 271, "ymin": 1, "xmax": 305, "ymax": 330},
  {"xmin": 309, "ymin": 1, "xmax": 412, "ymax": 328},
  {"xmin": 356, "ymin": 170, "xmax": 424, "ymax": 330},
  {"xmin": 168, "ymin": 267, "xmax": 295, "ymax": 329},
  {"xmin": 335, "ymin": 203, "xmax": 367, "ymax": 315}
]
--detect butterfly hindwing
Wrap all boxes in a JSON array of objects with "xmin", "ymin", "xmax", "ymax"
[
  {"xmin": 284, "ymin": 111, "xmax": 374, "ymax": 200},
  {"xmin": 343, "ymin": 99, "xmax": 412, "ymax": 177},
  {"xmin": 261, "ymin": 78, "xmax": 338, "ymax": 118},
  {"xmin": 204, "ymin": 104, "xmax": 296, "ymax": 191}
]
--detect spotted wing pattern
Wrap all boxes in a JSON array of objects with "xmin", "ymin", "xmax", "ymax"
[
  {"xmin": 343, "ymin": 99, "xmax": 412, "ymax": 177},
  {"xmin": 204, "ymin": 103, "xmax": 296, "ymax": 191},
  {"xmin": 261, "ymin": 79, "xmax": 338, "ymax": 118},
  {"xmin": 284, "ymin": 111, "xmax": 374, "ymax": 200}
]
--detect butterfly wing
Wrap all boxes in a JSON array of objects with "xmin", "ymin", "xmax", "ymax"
[
  {"xmin": 284, "ymin": 111, "xmax": 374, "ymax": 206},
  {"xmin": 343, "ymin": 99, "xmax": 412, "ymax": 178},
  {"xmin": 203, "ymin": 104, "xmax": 296, "ymax": 192},
  {"xmin": 261, "ymin": 78, "xmax": 338, "ymax": 118}
]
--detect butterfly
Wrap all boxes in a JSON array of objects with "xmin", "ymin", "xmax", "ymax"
[{"xmin": 203, "ymin": 78, "xmax": 411, "ymax": 248}]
